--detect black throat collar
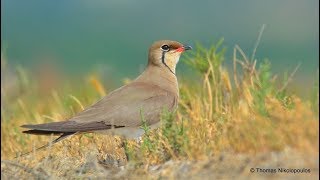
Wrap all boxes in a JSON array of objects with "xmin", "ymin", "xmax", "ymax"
[{"xmin": 161, "ymin": 51, "xmax": 175, "ymax": 75}]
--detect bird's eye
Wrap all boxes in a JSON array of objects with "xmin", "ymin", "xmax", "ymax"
[{"xmin": 161, "ymin": 45, "xmax": 170, "ymax": 52}]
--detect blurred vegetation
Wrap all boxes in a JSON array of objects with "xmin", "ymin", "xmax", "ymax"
[{"xmin": 1, "ymin": 39, "xmax": 319, "ymax": 178}]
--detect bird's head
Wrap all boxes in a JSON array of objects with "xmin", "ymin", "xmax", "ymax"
[{"xmin": 148, "ymin": 40, "xmax": 192, "ymax": 74}]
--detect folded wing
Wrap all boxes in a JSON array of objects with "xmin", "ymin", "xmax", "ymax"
[{"xmin": 22, "ymin": 82, "xmax": 177, "ymax": 134}]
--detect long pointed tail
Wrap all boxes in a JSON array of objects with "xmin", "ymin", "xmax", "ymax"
[{"xmin": 15, "ymin": 132, "xmax": 76, "ymax": 158}]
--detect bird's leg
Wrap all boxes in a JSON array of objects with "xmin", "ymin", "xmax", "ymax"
[{"xmin": 120, "ymin": 137, "xmax": 130, "ymax": 162}]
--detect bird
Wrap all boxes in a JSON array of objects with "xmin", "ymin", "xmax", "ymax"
[{"xmin": 20, "ymin": 40, "xmax": 192, "ymax": 153}]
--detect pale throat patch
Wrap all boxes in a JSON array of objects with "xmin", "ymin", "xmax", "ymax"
[{"xmin": 165, "ymin": 55, "xmax": 180, "ymax": 73}]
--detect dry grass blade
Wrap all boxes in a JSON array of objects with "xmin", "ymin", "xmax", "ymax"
[
  {"xmin": 204, "ymin": 69, "xmax": 213, "ymax": 120},
  {"xmin": 69, "ymin": 95, "xmax": 85, "ymax": 110},
  {"xmin": 278, "ymin": 62, "xmax": 302, "ymax": 92},
  {"xmin": 251, "ymin": 24, "xmax": 266, "ymax": 62},
  {"xmin": 233, "ymin": 46, "xmax": 240, "ymax": 93},
  {"xmin": 235, "ymin": 44, "xmax": 250, "ymax": 65}
]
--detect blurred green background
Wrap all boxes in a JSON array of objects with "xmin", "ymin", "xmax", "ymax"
[{"xmin": 1, "ymin": 0, "xmax": 319, "ymax": 86}]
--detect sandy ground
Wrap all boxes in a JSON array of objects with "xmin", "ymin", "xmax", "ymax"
[{"xmin": 2, "ymin": 148, "xmax": 317, "ymax": 179}]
